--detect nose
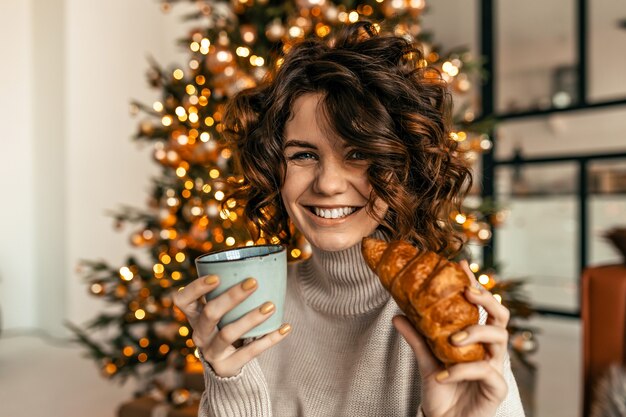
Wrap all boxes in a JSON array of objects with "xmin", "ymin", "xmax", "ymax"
[{"xmin": 312, "ymin": 160, "xmax": 348, "ymax": 196}]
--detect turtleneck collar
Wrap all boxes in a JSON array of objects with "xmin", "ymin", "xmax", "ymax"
[{"xmin": 295, "ymin": 229, "xmax": 391, "ymax": 316}]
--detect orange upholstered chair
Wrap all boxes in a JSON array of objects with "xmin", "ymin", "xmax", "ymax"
[{"xmin": 581, "ymin": 264, "xmax": 626, "ymax": 417}]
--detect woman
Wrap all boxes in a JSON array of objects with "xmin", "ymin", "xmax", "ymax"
[{"xmin": 174, "ymin": 21, "xmax": 525, "ymax": 417}]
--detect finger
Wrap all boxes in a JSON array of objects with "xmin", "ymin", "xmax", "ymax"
[
  {"xmin": 218, "ymin": 323, "xmax": 292, "ymax": 375},
  {"xmin": 173, "ymin": 275, "xmax": 220, "ymax": 318},
  {"xmin": 393, "ymin": 315, "xmax": 441, "ymax": 376},
  {"xmin": 449, "ymin": 324, "xmax": 508, "ymax": 364},
  {"xmin": 206, "ymin": 301, "xmax": 277, "ymax": 357},
  {"xmin": 465, "ymin": 286, "xmax": 510, "ymax": 328},
  {"xmin": 459, "ymin": 260, "xmax": 479, "ymax": 287},
  {"xmin": 436, "ymin": 360, "xmax": 508, "ymax": 402}
]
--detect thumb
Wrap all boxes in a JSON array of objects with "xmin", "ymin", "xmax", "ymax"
[{"xmin": 392, "ymin": 315, "xmax": 441, "ymax": 377}]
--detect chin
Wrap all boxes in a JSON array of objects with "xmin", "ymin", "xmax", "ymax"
[{"xmin": 306, "ymin": 232, "xmax": 367, "ymax": 252}]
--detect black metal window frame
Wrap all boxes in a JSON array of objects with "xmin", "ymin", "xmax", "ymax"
[{"xmin": 479, "ymin": 0, "xmax": 626, "ymax": 319}]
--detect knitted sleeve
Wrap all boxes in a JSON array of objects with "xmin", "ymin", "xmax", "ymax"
[{"xmin": 197, "ymin": 352, "xmax": 272, "ymax": 417}]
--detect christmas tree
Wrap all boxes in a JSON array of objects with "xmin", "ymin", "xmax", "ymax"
[{"xmin": 68, "ymin": 0, "xmax": 534, "ymax": 402}]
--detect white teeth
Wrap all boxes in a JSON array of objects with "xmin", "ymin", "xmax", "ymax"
[{"xmin": 313, "ymin": 207, "xmax": 357, "ymax": 219}]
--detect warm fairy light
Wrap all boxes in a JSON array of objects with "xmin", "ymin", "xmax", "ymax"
[
  {"xmin": 410, "ymin": 0, "xmax": 426, "ymax": 8},
  {"xmin": 189, "ymin": 59, "xmax": 199, "ymax": 70},
  {"xmin": 119, "ymin": 267, "xmax": 134, "ymax": 281},
  {"xmin": 270, "ymin": 236, "xmax": 281, "ymax": 244},
  {"xmin": 225, "ymin": 237, "xmax": 236, "ymax": 246},
  {"xmin": 246, "ymin": 240, "xmax": 254, "ymax": 246},
  {"xmin": 202, "ymin": 184, "xmax": 212, "ymax": 193},
  {"xmin": 153, "ymin": 101, "xmax": 163, "ymax": 112},
  {"xmin": 216, "ymin": 50, "xmax": 232, "ymax": 63},
  {"xmin": 348, "ymin": 11, "xmax": 359, "ymax": 23},
  {"xmin": 175, "ymin": 106, "xmax": 186, "ymax": 117},
  {"xmin": 173, "ymin": 69, "xmax": 184, "ymax": 80},
  {"xmin": 480, "ymin": 138, "xmax": 493, "ymax": 150},
  {"xmin": 172, "ymin": 271, "xmax": 182, "ymax": 281},
  {"xmin": 104, "ymin": 363, "xmax": 117, "ymax": 375},
  {"xmin": 159, "ymin": 344, "xmax": 170, "ymax": 355},
  {"xmin": 139, "ymin": 338, "xmax": 149, "ymax": 348},
  {"xmin": 289, "ymin": 26, "xmax": 304, "ymax": 38},
  {"xmin": 90, "ymin": 283, "xmax": 104, "ymax": 295},
  {"xmin": 175, "ymin": 252, "xmax": 186, "ymax": 262},
  {"xmin": 196, "ymin": 75, "xmax": 206, "ymax": 85},
  {"xmin": 316, "ymin": 24, "xmax": 331, "ymax": 38},
  {"xmin": 191, "ymin": 206, "xmax": 202, "ymax": 216},
  {"xmin": 209, "ymin": 169, "xmax": 220, "ymax": 179},
  {"xmin": 161, "ymin": 116, "xmax": 173, "ymax": 126},
  {"xmin": 123, "ymin": 346, "xmax": 134, "ymax": 357},
  {"xmin": 190, "ymin": 41, "xmax": 200, "ymax": 52},
  {"xmin": 198, "ymin": 96, "xmax": 208, "ymax": 106},
  {"xmin": 167, "ymin": 197, "xmax": 179, "ymax": 207},
  {"xmin": 493, "ymin": 294, "xmax": 503, "ymax": 304},
  {"xmin": 469, "ymin": 263, "xmax": 480, "ymax": 273},
  {"xmin": 186, "ymin": 85, "xmax": 196, "ymax": 95},
  {"xmin": 242, "ymin": 31, "xmax": 255, "ymax": 43},
  {"xmin": 214, "ymin": 191, "xmax": 225, "ymax": 201},
  {"xmin": 442, "ymin": 62, "xmax": 459, "ymax": 77},
  {"xmin": 200, "ymin": 38, "xmax": 210, "ymax": 55},
  {"xmin": 135, "ymin": 309, "xmax": 146, "ymax": 320},
  {"xmin": 177, "ymin": 135, "xmax": 189, "ymax": 145},
  {"xmin": 176, "ymin": 167, "xmax": 187, "ymax": 177},
  {"xmin": 205, "ymin": 116, "xmax": 215, "ymax": 126},
  {"xmin": 138, "ymin": 353, "xmax": 148, "ymax": 363},
  {"xmin": 455, "ymin": 213, "xmax": 467, "ymax": 224},
  {"xmin": 291, "ymin": 249, "xmax": 302, "ymax": 258},
  {"xmin": 188, "ymin": 113, "xmax": 199, "ymax": 123},
  {"xmin": 236, "ymin": 46, "xmax": 250, "ymax": 57},
  {"xmin": 161, "ymin": 254, "xmax": 172, "ymax": 264},
  {"xmin": 226, "ymin": 198, "xmax": 237, "ymax": 208},
  {"xmin": 179, "ymin": 326, "xmax": 190, "ymax": 337},
  {"xmin": 478, "ymin": 229, "xmax": 492, "ymax": 240},
  {"xmin": 478, "ymin": 274, "xmax": 490, "ymax": 285},
  {"xmin": 457, "ymin": 131, "xmax": 467, "ymax": 141},
  {"xmin": 199, "ymin": 132, "xmax": 210, "ymax": 142},
  {"xmin": 153, "ymin": 264, "xmax": 165, "ymax": 274},
  {"xmin": 450, "ymin": 132, "xmax": 459, "ymax": 141},
  {"xmin": 249, "ymin": 55, "xmax": 265, "ymax": 66}
]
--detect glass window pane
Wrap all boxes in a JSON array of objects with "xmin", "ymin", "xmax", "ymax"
[
  {"xmin": 588, "ymin": 0, "xmax": 626, "ymax": 102},
  {"xmin": 495, "ymin": 163, "xmax": 579, "ymax": 313},
  {"xmin": 494, "ymin": 107, "xmax": 626, "ymax": 160},
  {"xmin": 589, "ymin": 159, "xmax": 626, "ymax": 265},
  {"xmin": 496, "ymin": 0, "xmax": 577, "ymax": 114}
]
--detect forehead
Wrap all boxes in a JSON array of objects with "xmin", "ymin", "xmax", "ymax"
[{"xmin": 284, "ymin": 93, "xmax": 345, "ymax": 147}]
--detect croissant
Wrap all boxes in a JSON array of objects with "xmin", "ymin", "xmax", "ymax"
[{"xmin": 361, "ymin": 237, "xmax": 486, "ymax": 365}]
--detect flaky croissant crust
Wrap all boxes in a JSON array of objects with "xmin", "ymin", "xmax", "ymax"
[{"xmin": 362, "ymin": 237, "xmax": 486, "ymax": 365}]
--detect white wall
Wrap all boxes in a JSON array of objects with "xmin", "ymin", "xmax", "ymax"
[
  {"xmin": 0, "ymin": 0, "xmax": 196, "ymax": 336},
  {"xmin": 0, "ymin": 0, "xmax": 36, "ymax": 331}
]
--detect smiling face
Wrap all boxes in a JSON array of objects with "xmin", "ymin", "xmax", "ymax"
[{"xmin": 280, "ymin": 93, "xmax": 388, "ymax": 252}]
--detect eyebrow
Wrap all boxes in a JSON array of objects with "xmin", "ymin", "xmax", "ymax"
[{"xmin": 283, "ymin": 139, "xmax": 318, "ymax": 150}]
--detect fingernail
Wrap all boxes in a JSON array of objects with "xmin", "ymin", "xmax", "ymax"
[
  {"xmin": 241, "ymin": 277, "xmax": 257, "ymax": 291},
  {"xmin": 205, "ymin": 275, "xmax": 219, "ymax": 285},
  {"xmin": 259, "ymin": 302, "xmax": 275, "ymax": 314},
  {"xmin": 278, "ymin": 323, "xmax": 292, "ymax": 335},
  {"xmin": 468, "ymin": 286, "xmax": 482, "ymax": 295},
  {"xmin": 451, "ymin": 331, "xmax": 468, "ymax": 344},
  {"xmin": 436, "ymin": 370, "xmax": 449, "ymax": 382}
]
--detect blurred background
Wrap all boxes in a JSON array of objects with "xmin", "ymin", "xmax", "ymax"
[{"xmin": 1, "ymin": 1, "xmax": 626, "ymax": 416}]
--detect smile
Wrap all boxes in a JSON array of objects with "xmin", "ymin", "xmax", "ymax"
[{"xmin": 308, "ymin": 206, "xmax": 360, "ymax": 219}]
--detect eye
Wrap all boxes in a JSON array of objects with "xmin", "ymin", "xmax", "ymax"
[
  {"xmin": 347, "ymin": 150, "xmax": 367, "ymax": 161},
  {"xmin": 287, "ymin": 151, "xmax": 317, "ymax": 161}
]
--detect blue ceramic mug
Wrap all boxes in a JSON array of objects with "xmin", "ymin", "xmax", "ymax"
[{"xmin": 195, "ymin": 244, "xmax": 287, "ymax": 338}]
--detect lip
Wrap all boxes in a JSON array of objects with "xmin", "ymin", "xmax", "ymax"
[{"xmin": 301, "ymin": 205, "xmax": 363, "ymax": 226}]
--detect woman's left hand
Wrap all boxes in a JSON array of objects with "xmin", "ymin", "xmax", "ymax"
[{"xmin": 393, "ymin": 260, "xmax": 510, "ymax": 417}]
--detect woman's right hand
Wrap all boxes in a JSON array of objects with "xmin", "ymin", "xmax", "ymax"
[{"xmin": 173, "ymin": 274, "xmax": 291, "ymax": 378}]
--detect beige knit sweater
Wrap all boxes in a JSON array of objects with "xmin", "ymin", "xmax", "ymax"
[{"xmin": 198, "ymin": 236, "xmax": 525, "ymax": 417}]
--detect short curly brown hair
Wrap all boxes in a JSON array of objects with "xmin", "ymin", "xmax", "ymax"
[{"xmin": 223, "ymin": 21, "xmax": 472, "ymax": 256}]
